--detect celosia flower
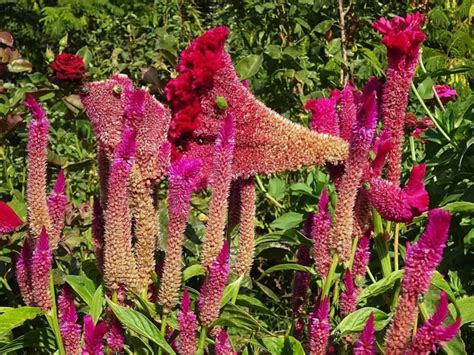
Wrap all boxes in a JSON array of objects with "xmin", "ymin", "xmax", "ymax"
[
  {"xmin": 166, "ymin": 27, "xmax": 348, "ymax": 185},
  {"xmin": 58, "ymin": 286, "xmax": 81, "ymax": 355},
  {"xmin": 234, "ymin": 177, "xmax": 256, "ymax": 276},
  {"xmin": 30, "ymin": 227, "xmax": 52, "ymax": 311},
  {"xmin": 82, "ymin": 315, "xmax": 108, "ymax": 355},
  {"xmin": 92, "ymin": 196, "xmax": 104, "ymax": 272},
  {"xmin": 25, "ymin": 95, "xmax": 51, "ymax": 239},
  {"xmin": 158, "ymin": 158, "xmax": 202, "ymax": 311},
  {"xmin": 305, "ymin": 95, "xmax": 339, "ymax": 136},
  {"xmin": 352, "ymin": 231, "xmax": 371, "ymax": 284},
  {"xmin": 102, "ymin": 127, "xmax": 140, "ymax": 291},
  {"xmin": 311, "ymin": 189, "xmax": 332, "ymax": 278},
  {"xmin": 198, "ymin": 242, "xmax": 230, "ymax": 327},
  {"xmin": 47, "ymin": 170, "xmax": 67, "ymax": 249},
  {"xmin": 354, "ymin": 313, "xmax": 376, "ymax": 355},
  {"xmin": 339, "ymin": 270, "xmax": 357, "ymax": 317},
  {"xmin": 434, "ymin": 84, "xmax": 457, "ymax": 104},
  {"xmin": 369, "ymin": 130, "xmax": 394, "ymax": 179},
  {"xmin": 308, "ymin": 297, "xmax": 330, "ymax": 355},
  {"xmin": 106, "ymin": 318, "xmax": 125, "ymax": 353},
  {"xmin": 406, "ymin": 292, "xmax": 461, "ymax": 354},
  {"xmin": 202, "ymin": 113, "xmax": 235, "ymax": 267},
  {"xmin": 405, "ymin": 113, "xmax": 434, "ymax": 142},
  {"xmin": 366, "ymin": 164, "xmax": 428, "ymax": 223},
  {"xmin": 0, "ymin": 201, "xmax": 23, "ymax": 233},
  {"xmin": 372, "ymin": 13, "xmax": 426, "ymax": 184},
  {"xmin": 337, "ymin": 85, "xmax": 358, "ymax": 142},
  {"xmin": 215, "ymin": 329, "xmax": 236, "ymax": 355},
  {"xmin": 16, "ymin": 238, "xmax": 33, "ymax": 305},
  {"xmin": 384, "ymin": 209, "xmax": 451, "ymax": 353},
  {"xmin": 50, "ymin": 53, "xmax": 86, "ymax": 82},
  {"xmin": 291, "ymin": 240, "xmax": 312, "ymax": 336},
  {"xmin": 178, "ymin": 290, "xmax": 197, "ymax": 355}
]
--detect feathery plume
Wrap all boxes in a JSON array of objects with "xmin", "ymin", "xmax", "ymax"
[
  {"xmin": 0, "ymin": 201, "xmax": 23, "ymax": 233},
  {"xmin": 178, "ymin": 290, "xmax": 197, "ymax": 355},
  {"xmin": 202, "ymin": 113, "xmax": 235, "ymax": 268},
  {"xmin": 308, "ymin": 297, "xmax": 330, "ymax": 355},
  {"xmin": 158, "ymin": 158, "xmax": 202, "ymax": 311},
  {"xmin": 30, "ymin": 227, "xmax": 52, "ymax": 311},
  {"xmin": 305, "ymin": 95, "xmax": 339, "ymax": 136},
  {"xmin": 215, "ymin": 329, "xmax": 236, "ymax": 355},
  {"xmin": 16, "ymin": 238, "xmax": 33, "ymax": 305},
  {"xmin": 338, "ymin": 85, "xmax": 358, "ymax": 142},
  {"xmin": 198, "ymin": 242, "xmax": 230, "ymax": 327},
  {"xmin": 311, "ymin": 189, "xmax": 332, "ymax": 278},
  {"xmin": 354, "ymin": 313, "xmax": 376, "ymax": 355},
  {"xmin": 106, "ymin": 318, "xmax": 125, "ymax": 353},
  {"xmin": 47, "ymin": 170, "xmax": 67, "ymax": 249},
  {"xmin": 82, "ymin": 315, "xmax": 108, "ymax": 355},
  {"xmin": 340, "ymin": 270, "xmax": 357, "ymax": 317},
  {"xmin": 92, "ymin": 196, "xmax": 104, "ymax": 272},
  {"xmin": 58, "ymin": 286, "xmax": 81, "ymax": 355},
  {"xmin": 352, "ymin": 230, "xmax": 371, "ymax": 282}
]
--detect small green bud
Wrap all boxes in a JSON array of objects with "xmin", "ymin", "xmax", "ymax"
[
  {"xmin": 215, "ymin": 96, "xmax": 228, "ymax": 110},
  {"xmin": 112, "ymin": 85, "xmax": 123, "ymax": 96},
  {"xmin": 45, "ymin": 47, "xmax": 55, "ymax": 63}
]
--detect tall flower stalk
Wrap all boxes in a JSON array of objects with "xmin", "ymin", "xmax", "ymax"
[{"xmin": 178, "ymin": 290, "xmax": 197, "ymax": 355}]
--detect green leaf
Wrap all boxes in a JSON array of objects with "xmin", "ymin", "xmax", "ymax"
[
  {"xmin": 417, "ymin": 77, "xmax": 434, "ymax": 100},
  {"xmin": 183, "ymin": 264, "xmax": 205, "ymax": 281},
  {"xmin": 221, "ymin": 275, "xmax": 244, "ymax": 307},
  {"xmin": 258, "ymin": 263, "xmax": 315, "ymax": 281},
  {"xmin": 64, "ymin": 274, "xmax": 97, "ymax": 306},
  {"xmin": 235, "ymin": 54, "xmax": 263, "ymax": 80},
  {"xmin": 333, "ymin": 307, "xmax": 390, "ymax": 337},
  {"xmin": 0, "ymin": 328, "xmax": 55, "ymax": 353},
  {"xmin": 254, "ymin": 281, "xmax": 281, "ymax": 304},
  {"xmin": 270, "ymin": 212, "xmax": 304, "ymax": 230},
  {"xmin": 76, "ymin": 46, "xmax": 93, "ymax": 67},
  {"xmin": 268, "ymin": 177, "xmax": 286, "ymax": 201},
  {"xmin": 290, "ymin": 182, "xmax": 313, "ymax": 195},
  {"xmin": 0, "ymin": 307, "xmax": 42, "ymax": 338},
  {"xmin": 236, "ymin": 295, "xmax": 272, "ymax": 315},
  {"xmin": 453, "ymin": 296, "xmax": 474, "ymax": 325},
  {"xmin": 260, "ymin": 336, "xmax": 305, "ymax": 355},
  {"xmin": 358, "ymin": 270, "xmax": 403, "ymax": 302},
  {"xmin": 107, "ymin": 300, "xmax": 175, "ymax": 354},
  {"xmin": 431, "ymin": 271, "xmax": 456, "ymax": 302},
  {"xmin": 442, "ymin": 201, "xmax": 474, "ymax": 214},
  {"xmin": 313, "ymin": 19, "xmax": 335, "ymax": 34},
  {"xmin": 89, "ymin": 285, "xmax": 104, "ymax": 323},
  {"xmin": 7, "ymin": 59, "xmax": 33, "ymax": 73}
]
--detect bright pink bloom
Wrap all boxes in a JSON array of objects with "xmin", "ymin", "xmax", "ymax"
[
  {"xmin": 338, "ymin": 85, "xmax": 357, "ymax": 142},
  {"xmin": 215, "ymin": 329, "xmax": 236, "ymax": 355},
  {"xmin": 58, "ymin": 286, "xmax": 81, "ymax": 355},
  {"xmin": 82, "ymin": 315, "xmax": 108, "ymax": 355},
  {"xmin": 47, "ymin": 170, "xmax": 67, "ymax": 249},
  {"xmin": 0, "ymin": 201, "xmax": 23, "ymax": 233},
  {"xmin": 311, "ymin": 189, "xmax": 332, "ymax": 278},
  {"xmin": 340, "ymin": 270, "xmax": 357, "ymax": 317},
  {"xmin": 92, "ymin": 196, "xmax": 104, "ymax": 272},
  {"xmin": 434, "ymin": 84, "xmax": 457, "ymax": 103},
  {"xmin": 106, "ymin": 318, "xmax": 125, "ymax": 353},
  {"xmin": 352, "ymin": 231, "xmax": 371, "ymax": 282},
  {"xmin": 198, "ymin": 242, "xmax": 230, "ymax": 326},
  {"xmin": 16, "ymin": 238, "xmax": 33, "ymax": 305},
  {"xmin": 178, "ymin": 290, "xmax": 197, "ymax": 355},
  {"xmin": 354, "ymin": 313, "xmax": 376, "ymax": 355},
  {"xmin": 369, "ymin": 130, "xmax": 394, "ymax": 178},
  {"xmin": 305, "ymin": 96, "xmax": 339, "ymax": 136},
  {"xmin": 406, "ymin": 292, "xmax": 461, "ymax": 354},
  {"xmin": 366, "ymin": 164, "xmax": 429, "ymax": 223},
  {"xmin": 308, "ymin": 297, "xmax": 330, "ymax": 355},
  {"xmin": 30, "ymin": 227, "xmax": 52, "ymax": 311}
]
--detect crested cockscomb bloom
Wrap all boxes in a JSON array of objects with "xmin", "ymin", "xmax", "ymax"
[
  {"xmin": 106, "ymin": 318, "xmax": 125, "ymax": 353},
  {"xmin": 372, "ymin": 13, "xmax": 426, "ymax": 185},
  {"xmin": 82, "ymin": 315, "xmax": 108, "ymax": 355},
  {"xmin": 406, "ymin": 292, "xmax": 461, "ymax": 354},
  {"xmin": 308, "ymin": 297, "xmax": 330, "ymax": 355},
  {"xmin": 384, "ymin": 209, "xmax": 451, "ymax": 353},
  {"xmin": 25, "ymin": 95, "xmax": 51, "ymax": 239},
  {"xmin": 198, "ymin": 242, "xmax": 230, "ymax": 327},
  {"xmin": 103, "ymin": 127, "xmax": 139, "ymax": 291},
  {"xmin": 47, "ymin": 170, "xmax": 67, "ymax": 249},
  {"xmin": 352, "ymin": 231, "xmax": 371, "ymax": 284},
  {"xmin": 0, "ymin": 201, "xmax": 23, "ymax": 233},
  {"xmin": 178, "ymin": 290, "xmax": 197, "ymax": 355},
  {"xmin": 330, "ymin": 91, "xmax": 378, "ymax": 262},
  {"xmin": 366, "ymin": 164, "xmax": 428, "ymax": 223},
  {"xmin": 369, "ymin": 130, "xmax": 394, "ymax": 179},
  {"xmin": 311, "ymin": 189, "xmax": 332, "ymax": 278},
  {"xmin": 305, "ymin": 95, "xmax": 339, "ymax": 136},
  {"xmin": 16, "ymin": 238, "xmax": 33, "ymax": 305},
  {"xmin": 339, "ymin": 270, "xmax": 357, "ymax": 317},
  {"xmin": 158, "ymin": 158, "xmax": 202, "ymax": 311},
  {"xmin": 166, "ymin": 27, "xmax": 348, "ymax": 186},
  {"xmin": 234, "ymin": 177, "xmax": 256, "ymax": 276},
  {"xmin": 291, "ymin": 240, "xmax": 312, "ymax": 336},
  {"xmin": 92, "ymin": 196, "xmax": 104, "ymax": 272},
  {"xmin": 354, "ymin": 313, "xmax": 376, "ymax": 355},
  {"xmin": 58, "ymin": 286, "xmax": 81, "ymax": 355},
  {"xmin": 215, "ymin": 329, "xmax": 236, "ymax": 355},
  {"xmin": 405, "ymin": 113, "xmax": 434, "ymax": 141},
  {"xmin": 30, "ymin": 227, "xmax": 52, "ymax": 311},
  {"xmin": 434, "ymin": 84, "xmax": 457, "ymax": 104},
  {"xmin": 202, "ymin": 113, "xmax": 235, "ymax": 268}
]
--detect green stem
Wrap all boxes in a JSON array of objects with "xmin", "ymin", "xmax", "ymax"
[
  {"xmin": 48, "ymin": 273, "xmax": 65, "ymax": 355},
  {"xmin": 198, "ymin": 327, "xmax": 207, "ymax": 353},
  {"xmin": 409, "ymin": 136, "xmax": 417, "ymax": 162},
  {"xmin": 366, "ymin": 266, "xmax": 376, "ymax": 284},
  {"xmin": 394, "ymin": 223, "xmax": 400, "ymax": 271},
  {"xmin": 418, "ymin": 51, "xmax": 446, "ymax": 112},
  {"xmin": 322, "ymin": 254, "xmax": 339, "ymax": 297},
  {"xmin": 373, "ymin": 210, "xmax": 392, "ymax": 277},
  {"xmin": 348, "ymin": 236, "xmax": 359, "ymax": 270},
  {"xmin": 255, "ymin": 175, "xmax": 284, "ymax": 209},
  {"xmin": 157, "ymin": 313, "xmax": 168, "ymax": 355}
]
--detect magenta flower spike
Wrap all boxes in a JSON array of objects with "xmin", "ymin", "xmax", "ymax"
[
  {"xmin": 92, "ymin": 196, "xmax": 105, "ymax": 273},
  {"xmin": 291, "ymin": 242, "xmax": 312, "ymax": 336},
  {"xmin": 30, "ymin": 227, "xmax": 52, "ymax": 311},
  {"xmin": 0, "ymin": 201, "xmax": 23, "ymax": 233},
  {"xmin": 352, "ymin": 231, "xmax": 371, "ymax": 283},
  {"xmin": 305, "ymin": 95, "xmax": 340, "ymax": 136},
  {"xmin": 369, "ymin": 130, "xmax": 394, "ymax": 179},
  {"xmin": 158, "ymin": 158, "xmax": 202, "ymax": 311},
  {"xmin": 198, "ymin": 241, "xmax": 230, "ymax": 327},
  {"xmin": 434, "ymin": 84, "xmax": 457, "ymax": 103},
  {"xmin": 406, "ymin": 292, "xmax": 461, "ymax": 354},
  {"xmin": 367, "ymin": 164, "xmax": 429, "ymax": 223},
  {"xmin": 25, "ymin": 95, "xmax": 51, "ymax": 239},
  {"xmin": 106, "ymin": 318, "xmax": 125, "ymax": 353},
  {"xmin": 311, "ymin": 189, "xmax": 332, "ymax": 278},
  {"xmin": 338, "ymin": 85, "xmax": 358, "ymax": 142},
  {"xmin": 178, "ymin": 290, "xmax": 197, "ymax": 355},
  {"xmin": 58, "ymin": 286, "xmax": 81, "ymax": 355},
  {"xmin": 354, "ymin": 313, "xmax": 376, "ymax": 355},
  {"xmin": 308, "ymin": 297, "xmax": 330, "ymax": 355},
  {"xmin": 16, "ymin": 237, "xmax": 33, "ymax": 305},
  {"xmin": 215, "ymin": 329, "xmax": 236, "ymax": 355},
  {"xmin": 372, "ymin": 13, "xmax": 426, "ymax": 185},
  {"xmin": 339, "ymin": 270, "xmax": 357, "ymax": 317},
  {"xmin": 82, "ymin": 315, "xmax": 108, "ymax": 355},
  {"xmin": 47, "ymin": 170, "xmax": 67, "ymax": 249},
  {"xmin": 202, "ymin": 113, "xmax": 235, "ymax": 267}
]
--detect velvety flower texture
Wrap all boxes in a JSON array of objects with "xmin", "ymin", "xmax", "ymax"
[
  {"xmin": 215, "ymin": 329, "xmax": 236, "ymax": 355},
  {"xmin": 178, "ymin": 290, "xmax": 197, "ymax": 355},
  {"xmin": 30, "ymin": 227, "xmax": 52, "ymax": 311},
  {"xmin": 50, "ymin": 53, "xmax": 86, "ymax": 82},
  {"xmin": 0, "ymin": 201, "xmax": 23, "ymax": 233},
  {"xmin": 16, "ymin": 238, "xmax": 33, "ymax": 305},
  {"xmin": 202, "ymin": 113, "xmax": 235, "ymax": 268},
  {"xmin": 58, "ymin": 286, "xmax": 81, "ymax": 355},
  {"xmin": 82, "ymin": 315, "xmax": 108, "ymax": 355},
  {"xmin": 354, "ymin": 313, "xmax": 376, "ymax": 355},
  {"xmin": 47, "ymin": 170, "xmax": 67, "ymax": 249},
  {"xmin": 352, "ymin": 231, "xmax": 371, "ymax": 284},
  {"xmin": 304, "ymin": 94, "xmax": 339, "ymax": 136},
  {"xmin": 406, "ymin": 292, "xmax": 461, "ymax": 354},
  {"xmin": 372, "ymin": 13, "xmax": 425, "ymax": 184},
  {"xmin": 311, "ymin": 189, "xmax": 332, "ymax": 278},
  {"xmin": 158, "ymin": 158, "xmax": 202, "ymax": 311},
  {"xmin": 198, "ymin": 242, "xmax": 230, "ymax": 327},
  {"xmin": 106, "ymin": 318, "xmax": 125, "ymax": 353},
  {"xmin": 339, "ymin": 270, "xmax": 357, "ymax": 317},
  {"xmin": 366, "ymin": 164, "xmax": 429, "ymax": 223},
  {"xmin": 434, "ymin": 84, "xmax": 457, "ymax": 103},
  {"xmin": 308, "ymin": 297, "xmax": 330, "ymax": 355}
]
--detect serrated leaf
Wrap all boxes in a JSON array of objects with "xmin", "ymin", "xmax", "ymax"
[
  {"xmin": 0, "ymin": 307, "xmax": 42, "ymax": 338},
  {"xmin": 235, "ymin": 54, "xmax": 263, "ymax": 80},
  {"xmin": 333, "ymin": 307, "xmax": 390, "ymax": 337},
  {"xmin": 64, "ymin": 274, "xmax": 97, "ymax": 306}
]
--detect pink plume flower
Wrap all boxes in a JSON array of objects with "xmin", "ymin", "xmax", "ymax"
[
  {"xmin": 106, "ymin": 318, "xmax": 125, "ymax": 353},
  {"xmin": 434, "ymin": 84, "xmax": 457, "ymax": 104},
  {"xmin": 82, "ymin": 315, "xmax": 108, "ymax": 355},
  {"xmin": 30, "ymin": 227, "xmax": 52, "ymax": 311},
  {"xmin": 308, "ymin": 297, "xmax": 330, "ymax": 355},
  {"xmin": 354, "ymin": 313, "xmax": 376, "ymax": 355},
  {"xmin": 305, "ymin": 96, "xmax": 339, "ymax": 136},
  {"xmin": 178, "ymin": 290, "xmax": 197, "ymax": 355},
  {"xmin": 47, "ymin": 170, "xmax": 67, "ymax": 249},
  {"xmin": 311, "ymin": 189, "xmax": 332, "ymax": 278},
  {"xmin": 0, "ymin": 201, "xmax": 23, "ymax": 233},
  {"xmin": 366, "ymin": 164, "xmax": 429, "ymax": 223},
  {"xmin": 198, "ymin": 241, "xmax": 230, "ymax": 327},
  {"xmin": 215, "ymin": 329, "xmax": 236, "ymax": 355},
  {"xmin": 16, "ymin": 238, "xmax": 33, "ymax": 305},
  {"xmin": 369, "ymin": 130, "xmax": 394, "ymax": 179},
  {"xmin": 338, "ymin": 85, "xmax": 358, "ymax": 142},
  {"xmin": 406, "ymin": 292, "xmax": 461, "ymax": 354},
  {"xmin": 339, "ymin": 270, "xmax": 357, "ymax": 317},
  {"xmin": 352, "ymin": 231, "xmax": 371, "ymax": 283},
  {"xmin": 58, "ymin": 286, "xmax": 81, "ymax": 355}
]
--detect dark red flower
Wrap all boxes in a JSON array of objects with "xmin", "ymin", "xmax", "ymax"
[{"xmin": 50, "ymin": 53, "xmax": 86, "ymax": 82}]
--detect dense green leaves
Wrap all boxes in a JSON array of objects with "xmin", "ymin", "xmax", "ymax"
[{"xmin": 0, "ymin": 307, "xmax": 42, "ymax": 338}]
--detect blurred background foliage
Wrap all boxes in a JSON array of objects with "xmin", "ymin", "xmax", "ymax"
[{"xmin": 0, "ymin": 0, "xmax": 473, "ymax": 352}]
